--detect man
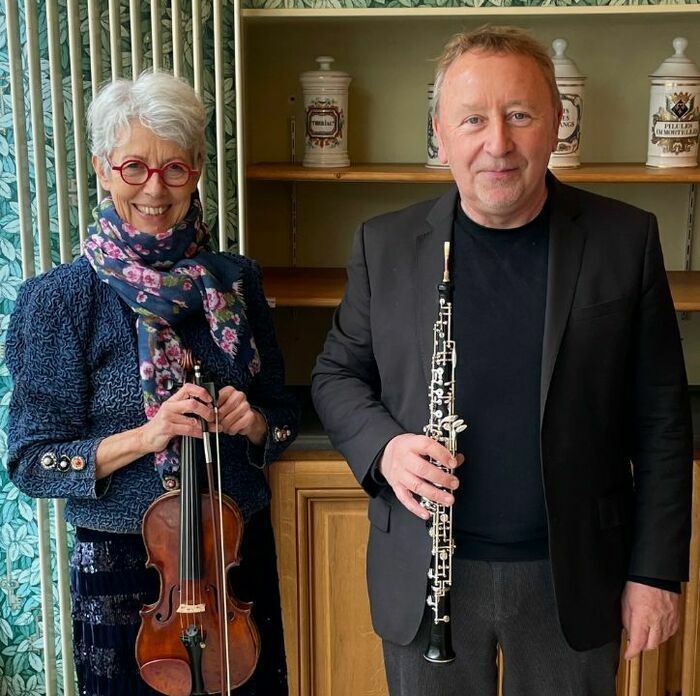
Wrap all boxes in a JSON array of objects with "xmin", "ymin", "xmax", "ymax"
[{"xmin": 311, "ymin": 25, "xmax": 693, "ymax": 696}]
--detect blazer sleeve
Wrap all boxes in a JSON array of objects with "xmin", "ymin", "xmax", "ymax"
[
  {"xmin": 242, "ymin": 260, "xmax": 300, "ymax": 467},
  {"xmin": 627, "ymin": 214, "xmax": 693, "ymax": 582},
  {"xmin": 5, "ymin": 276, "xmax": 110, "ymax": 500},
  {"xmin": 311, "ymin": 224, "xmax": 406, "ymax": 495}
]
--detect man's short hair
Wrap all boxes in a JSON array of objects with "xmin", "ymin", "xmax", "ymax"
[{"xmin": 433, "ymin": 25, "xmax": 561, "ymax": 115}]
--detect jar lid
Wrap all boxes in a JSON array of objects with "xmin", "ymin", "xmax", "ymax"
[
  {"xmin": 300, "ymin": 56, "xmax": 351, "ymax": 81},
  {"xmin": 650, "ymin": 38, "xmax": 700, "ymax": 78},
  {"xmin": 551, "ymin": 39, "xmax": 585, "ymax": 80}
]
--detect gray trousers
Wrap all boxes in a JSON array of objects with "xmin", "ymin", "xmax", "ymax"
[{"xmin": 382, "ymin": 559, "xmax": 620, "ymax": 696}]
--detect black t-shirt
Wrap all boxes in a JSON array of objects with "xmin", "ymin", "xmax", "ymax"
[{"xmin": 451, "ymin": 201, "xmax": 549, "ymax": 561}]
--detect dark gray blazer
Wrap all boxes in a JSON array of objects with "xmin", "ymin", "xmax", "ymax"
[{"xmin": 311, "ymin": 176, "xmax": 693, "ymax": 651}]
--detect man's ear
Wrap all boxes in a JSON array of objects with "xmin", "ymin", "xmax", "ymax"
[
  {"xmin": 92, "ymin": 154, "xmax": 112, "ymax": 191},
  {"xmin": 434, "ymin": 115, "xmax": 449, "ymax": 166}
]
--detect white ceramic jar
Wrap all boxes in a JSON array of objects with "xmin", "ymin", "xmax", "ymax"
[
  {"xmin": 646, "ymin": 38, "xmax": 700, "ymax": 168},
  {"xmin": 549, "ymin": 38, "xmax": 586, "ymax": 169},
  {"xmin": 426, "ymin": 84, "xmax": 448, "ymax": 169},
  {"xmin": 299, "ymin": 56, "xmax": 351, "ymax": 168}
]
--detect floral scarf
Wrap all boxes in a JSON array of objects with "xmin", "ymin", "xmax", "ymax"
[{"xmin": 83, "ymin": 194, "xmax": 260, "ymax": 477}]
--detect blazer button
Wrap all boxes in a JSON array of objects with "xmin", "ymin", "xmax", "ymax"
[
  {"xmin": 273, "ymin": 426, "xmax": 291, "ymax": 442},
  {"xmin": 40, "ymin": 452, "xmax": 57, "ymax": 470},
  {"xmin": 57, "ymin": 456, "xmax": 71, "ymax": 472},
  {"xmin": 70, "ymin": 455, "xmax": 86, "ymax": 471},
  {"xmin": 162, "ymin": 475, "xmax": 180, "ymax": 491}
]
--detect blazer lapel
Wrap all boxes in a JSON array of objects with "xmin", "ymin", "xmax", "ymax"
[
  {"xmin": 540, "ymin": 175, "xmax": 586, "ymax": 421},
  {"xmin": 416, "ymin": 187, "xmax": 458, "ymax": 387}
]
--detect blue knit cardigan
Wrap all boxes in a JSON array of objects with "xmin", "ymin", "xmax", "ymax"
[{"xmin": 6, "ymin": 254, "xmax": 299, "ymax": 533}]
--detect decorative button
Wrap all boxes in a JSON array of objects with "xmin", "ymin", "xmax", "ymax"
[
  {"xmin": 40, "ymin": 452, "xmax": 57, "ymax": 470},
  {"xmin": 70, "ymin": 455, "xmax": 86, "ymax": 471},
  {"xmin": 162, "ymin": 475, "xmax": 180, "ymax": 491},
  {"xmin": 273, "ymin": 426, "xmax": 291, "ymax": 443},
  {"xmin": 57, "ymin": 455, "xmax": 71, "ymax": 472}
]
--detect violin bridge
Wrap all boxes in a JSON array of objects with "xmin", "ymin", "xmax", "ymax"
[{"xmin": 176, "ymin": 603, "xmax": 206, "ymax": 614}]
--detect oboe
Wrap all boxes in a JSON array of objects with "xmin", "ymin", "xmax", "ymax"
[{"xmin": 422, "ymin": 241, "xmax": 466, "ymax": 664}]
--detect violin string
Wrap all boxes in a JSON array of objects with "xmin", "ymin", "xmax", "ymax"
[
  {"xmin": 178, "ymin": 437, "xmax": 187, "ymax": 631},
  {"xmin": 187, "ymin": 434, "xmax": 192, "ymax": 619},
  {"xmin": 214, "ymin": 407, "xmax": 232, "ymax": 692},
  {"xmin": 183, "ymin": 434, "xmax": 191, "ymax": 632},
  {"xmin": 192, "ymin": 432, "xmax": 203, "ymax": 637}
]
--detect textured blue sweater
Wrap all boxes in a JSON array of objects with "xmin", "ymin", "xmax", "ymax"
[{"xmin": 6, "ymin": 254, "xmax": 299, "ymax": 533}]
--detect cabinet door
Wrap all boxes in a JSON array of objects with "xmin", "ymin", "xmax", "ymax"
[
  {"xmin": 270, "ymin": 458, "xmax": 388, "ymax": 696},
  {"xmin": 270, "ymin": 457, "xmax": 700, "ymax": 696}
]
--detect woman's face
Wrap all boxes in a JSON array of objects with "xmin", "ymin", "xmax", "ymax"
[{"xmin": 93, "ymin": 121, "xmax": 201, "ymax": 235}]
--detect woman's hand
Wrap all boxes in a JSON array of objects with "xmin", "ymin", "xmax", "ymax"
[
  {"xmin": 139, "ymin": 384, "xmax": 215, "ymax": 454},
  {"xmin": 96, "ymin": 384, "xmax": 215, "ymax": 478},
  {"xmin": 216, "ymin": 386, "xmax": 267, "ymax": 446}
]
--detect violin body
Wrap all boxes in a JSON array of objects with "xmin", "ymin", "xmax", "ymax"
[{"xmin": 136, "ymin": 488, "xmax": 260, "ymax": 695}]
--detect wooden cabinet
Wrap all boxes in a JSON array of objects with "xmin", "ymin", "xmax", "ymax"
[
  {"xmin": 269, "ymin": 453, "xmax": 388, "ymax": 696},
  {"xmin": 270, "ymin": 454, "xmax": 700, "ymax": 696}
]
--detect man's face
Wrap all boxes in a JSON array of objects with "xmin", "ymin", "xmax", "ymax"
[{"xmin": 435, "ymin": 51, "xmax": 561, "ymax": 228}]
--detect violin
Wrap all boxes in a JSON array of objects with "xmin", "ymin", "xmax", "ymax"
[{"xmin": 136, "ymin": 350, "xmax": 260, "ymax": 695}]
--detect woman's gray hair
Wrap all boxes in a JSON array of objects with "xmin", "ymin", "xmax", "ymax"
[{"xmin": 87, "ymin": 70, "xmax": 206, "ymax": 175}]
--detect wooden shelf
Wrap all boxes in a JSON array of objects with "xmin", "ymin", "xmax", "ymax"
[
  {"xmin": 262, "ymin": 267, "xmax": 346, "ymax": 307},
  {"xmin": 247, "ymin": 162, "xmax": 700, "ymax": 184},
  {"xmin": 668, "ymin": 271, "xmax": 700, "ymax": 312},
  {"xmin": 263, "ymin": 267, "xmax": 700, "ymax": 311}
]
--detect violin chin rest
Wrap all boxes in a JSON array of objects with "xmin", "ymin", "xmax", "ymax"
[{"xmin": 139, "ymin": 658, "xmax": 192, "ymax": 696}]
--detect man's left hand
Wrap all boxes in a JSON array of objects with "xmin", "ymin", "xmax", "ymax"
[{"xmin": 621, "ymin": 581, "xmax": 680, "ymax": 659}]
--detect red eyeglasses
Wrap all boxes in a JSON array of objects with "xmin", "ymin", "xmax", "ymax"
[{"xmin": 109, "ymin": 159, "xmax": 200, "ymax": 187}]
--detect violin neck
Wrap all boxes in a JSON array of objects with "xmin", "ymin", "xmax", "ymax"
[{"xmin": 179, "ymin": 434, "xmax": 204, "ymax": 581}]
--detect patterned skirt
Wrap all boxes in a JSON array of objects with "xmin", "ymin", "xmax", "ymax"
[{"xmin": 70, "ymin": 506, "xmax": 288, "ymax": 696}]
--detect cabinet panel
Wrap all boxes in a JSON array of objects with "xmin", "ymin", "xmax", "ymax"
[
  {"xmin": 270, "ymin": 457, "xmax": 387, "ymax": 696},
  {"xmin": 305, "ymin": 495, "xmax": 387, "ymax": 695}
]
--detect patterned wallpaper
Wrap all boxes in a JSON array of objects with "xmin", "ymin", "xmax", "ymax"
[
  {"xmin": 242, "ymin": 0, "xmax": 700, "ymax": 9},
  {"xmin": 0, "ymin": 2, "xmax": 236, "ymax": 694}
]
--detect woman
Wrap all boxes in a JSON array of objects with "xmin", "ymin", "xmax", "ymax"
[{"xmin": 6, "ymin": 71, "xmax": 298, "ymax": 695}]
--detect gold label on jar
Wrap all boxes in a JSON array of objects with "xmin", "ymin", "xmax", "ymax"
[{"xmin": 651, "ymin": 91, "xmax": 699, "ymax": 154}]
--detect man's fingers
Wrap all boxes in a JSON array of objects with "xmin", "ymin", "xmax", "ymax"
[
  {"xmin": 413, "ymin": 456, "xmax": 459, "ymax": 491},
  {"xmin": 624, "ymin": 624, "xmax": 649, "ymax": 660},
  {"xmin": 404, "ymin": 473, "xmax": 455, "ymax": 507},
  {"xmin": 644, "ymin": 624, "xmax": 663, "ymax": 653},
  {"xmin": 396, "ymin": 486, "xmax": 430, "ymax": 520},
  {"xmin": 420, "ymin": 437, "xmax": 459, "ymax": 469}
]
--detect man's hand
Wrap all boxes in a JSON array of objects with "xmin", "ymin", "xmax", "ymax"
[
  {"xmin": 378, "ymin": 433, "xmax": 462, "ymax": 519},
  {"xmin": 622, "ymin": 581, "xmax": 680, "ymax": 659}
]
